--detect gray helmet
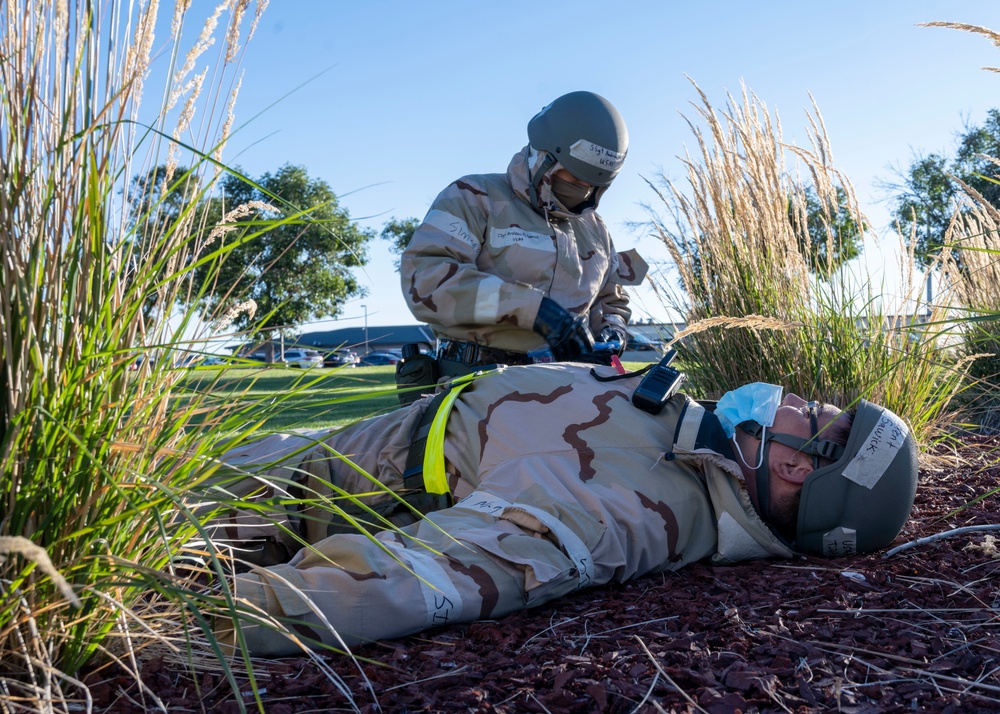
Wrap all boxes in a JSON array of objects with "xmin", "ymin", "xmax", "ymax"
[
  {"xmin": 527, "ymin": 91, "xmax": 628, "ymax": 187},
  {"xmin": 743, "ymin": 398, "xmax": 918, "ymax": 556},
  {"xmin": 794, "ymin": 399, "xmax": 918, "ymax": 556}
]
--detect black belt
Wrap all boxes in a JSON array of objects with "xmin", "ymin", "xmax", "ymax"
[{"xmin": 437, "ymin": 339, "xmax": 533, "ymax": 367}]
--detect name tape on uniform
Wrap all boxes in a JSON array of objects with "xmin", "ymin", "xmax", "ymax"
[
  {"xmin": 842, "ymin": 411, "xmax": 909, "ymax": 489},
  {"xmin": 425, "ymin": 209, "xmax": 481, "ymax": 258},
  {"xmin": 490, "ymin": 226, "xmax": 554, "ymax": 251}
]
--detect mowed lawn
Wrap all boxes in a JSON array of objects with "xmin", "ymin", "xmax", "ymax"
[
  {"xmin": 180, "ymin": 364, "xmax": 402, "ymax": 431},
  {"xmin": 180, "ymin": 358, "xmax": 660, "ymax": 432}
]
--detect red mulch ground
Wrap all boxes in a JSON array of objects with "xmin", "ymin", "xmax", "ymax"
[{"xmin": 85, "ymin": 436, "xmax": 1000, "ymax": 713}]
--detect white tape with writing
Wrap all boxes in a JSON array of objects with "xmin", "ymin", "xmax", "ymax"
[
  {"xmin": 569, "ymin": 140, "xmax": 626, "ymax": 172},
  {"xmin": 424, "ymin": 209, "xmax": 481, "ymax": 259},
  {"xmin": 455, "ymin": 492, "xmax": 512, "ymax": 517},
  {"xmin": 490, "ymin": 226, "xmax": 554, "ymax": 251},
  {"xmin": 842, "ymin": 411, "xmax": 909, "ymax": 489},
  {"xmin": 456, "ymin": 493, "xmax": 593, "ymax": 587},
  {"xmin": 512, "ymin": 503, "xmax": 594, "ymax": 588},
  {"xmin": 380, "ymin": 538, "xmax": 464, "ymax": 630}
]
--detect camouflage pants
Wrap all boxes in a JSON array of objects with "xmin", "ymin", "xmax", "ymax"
[
  {"xmin": 223, "ymin": 491, "xmax": 587, "ymax": 656},
  {"xmin": 208, "ymin": 400, "xmax": 588, "ymax": 656},
  {"xmin": 204, "ymin": 400, "xmax": 432, "ymax": 566}
]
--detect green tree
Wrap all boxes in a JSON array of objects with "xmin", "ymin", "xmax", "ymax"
[
  {"xmin": 380, "ymin": 216, "xmax": 419, "ymax": 270},
  {"xmin": 197, "ymin": 164, "xmax": 372, "ymax": 334},
  {"xmin": 125, "ymin": 164, "xmax": 209, "ymax": 320},
  {"xmin": 887, "ymin": 108, "xmax": 1000, "ymax": 267},
  {"xmin": 793, "ymin": 185, "xmax": 865, "ymax": 276}
]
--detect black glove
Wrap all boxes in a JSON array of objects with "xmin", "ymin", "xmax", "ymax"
[
  {"xmin": 533, "ymin": 297, "xmax": 594, "ymax": 361},
  {"xmin": 598, "ymin": 326, "xmax": 628, "ymax": 356}
]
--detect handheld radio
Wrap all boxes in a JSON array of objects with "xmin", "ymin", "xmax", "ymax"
[{"xmin": 631, "ymin": 349, "xmax": 686, "ymax": 414}]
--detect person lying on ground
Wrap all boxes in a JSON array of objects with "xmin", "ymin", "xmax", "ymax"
[{"xmin": 207, "ymin": 361, "xmax": 918, "ymax": 657}]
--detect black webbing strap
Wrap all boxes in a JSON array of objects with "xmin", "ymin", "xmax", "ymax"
[{"xmin": 398, "ymin": 389, "xmax": 453, "ymax": 515}]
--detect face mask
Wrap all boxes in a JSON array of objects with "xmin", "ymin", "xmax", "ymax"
[
  {"xmin": 551, "ymin": 175, "xmax": 594, "ymax": 212},
  {"xmin": 715, "ymin": 382, "xmax": 784, "ymax": 438}
]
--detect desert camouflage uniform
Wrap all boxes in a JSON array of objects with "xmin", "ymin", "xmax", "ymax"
[
  {"xmin": 214, "ymin": 363, "xmax": 793, "ymax": 656},
  {"xmin": 399, "ymin": 147, "xmax": 646, "ymax": 354}
]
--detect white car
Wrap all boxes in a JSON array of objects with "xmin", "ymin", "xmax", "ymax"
[{"xmin": 280, "ymin": 349, "xmax": 323, "ymax": 369}]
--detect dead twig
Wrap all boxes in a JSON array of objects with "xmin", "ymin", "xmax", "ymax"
[
  {"xmin": 883, "ymin": 524, "xmax": 1000, "ymax": 558},
  {"xmin": 633, "ymin": 635, "xmax": 709, "ymax": 714}
]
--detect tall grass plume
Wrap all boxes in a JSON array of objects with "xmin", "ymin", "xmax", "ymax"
[{"xmin": 646, "ymin": 81, "xmax": 969, "ymax": 446}]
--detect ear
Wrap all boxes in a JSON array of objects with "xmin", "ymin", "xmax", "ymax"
[{"xmin": 772, "ymin": 451, "xmax": 813, "ymax": 485}]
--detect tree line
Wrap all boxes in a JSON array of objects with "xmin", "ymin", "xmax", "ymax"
[{"xmin": 134, "ymin": 109, "xmax": 1000, "ymax": 338}]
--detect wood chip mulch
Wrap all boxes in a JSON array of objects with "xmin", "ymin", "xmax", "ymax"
[{"xmin": 85, "ymin": 436, "xmax": 1000, "ymax": 713}]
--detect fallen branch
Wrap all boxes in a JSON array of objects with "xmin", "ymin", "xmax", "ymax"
[{"xmin": 883, "ymin": 524, "xmax": 1000, "ymax": 558}]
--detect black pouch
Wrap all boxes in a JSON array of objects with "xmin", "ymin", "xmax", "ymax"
[{"xmin": 395, "ymin": 344, "xmax": 440, "ymax": 406}]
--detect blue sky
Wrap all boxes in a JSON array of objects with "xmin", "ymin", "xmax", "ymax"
[{"xmin": 207, "ymin": 1, "xmax": 1000, "ymax": 329}]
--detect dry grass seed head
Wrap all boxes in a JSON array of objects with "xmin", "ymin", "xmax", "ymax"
[
  {"xmin": 668, "ymin": 315, "xmax": 804, "ymax": 346},
  {"xmin": 214, "ymin": 73, "xmax": 242, "ymax": 163},
  {"xmin": 921, "ymin": 21, "xmax": 1000, "ymax": 72},
  {"xmin": 169, "ymin": 1, "xmax": 223, "ymax": 109},
  {"xmin": 0, "ymin": 536, "xmax": 81, "ymax": 608},
  {"xmin": 171, "ymin": 0, "xmax": 194, "ymax": 37},
  {"xmin": 225, "ymin": 0, "xmax": 251, "ymax": 62},
  {"xmin": 205, "ymin": 200, "xmax": 277, "ymax": 247},
  {"xmin": 122, "ymin": 0, "xmax": 159, "ymax": 107}
]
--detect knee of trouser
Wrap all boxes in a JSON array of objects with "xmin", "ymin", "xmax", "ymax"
[{"xmin": 215, "ymin": 564, "xmax": 319, "ymax": 658}]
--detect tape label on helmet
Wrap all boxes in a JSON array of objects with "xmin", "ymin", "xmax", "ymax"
[
  {"xmin": 822, "ymin": 527, "xmax": 857, "ymax": 557},
  {"xmin": 569, "ymin": 140, "xmax": 626, "ymax": 172},
  {"xmin": 842, "ymin": 411, "xmax": 909, "ymax": 489}
]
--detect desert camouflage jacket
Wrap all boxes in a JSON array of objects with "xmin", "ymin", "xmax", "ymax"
[
  {"xmin": 399, "ymin": 147, "xmax": 646, "ymax": 353},
  {"xmin": 438, "ymin": 363, "xmax": 795, "ymax": 574}
]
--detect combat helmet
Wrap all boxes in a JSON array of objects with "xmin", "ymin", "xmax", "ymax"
[
  {"xmin": 745, "ymin": 399, "xmax": 918, "ymax": 556},
  {"xmin": 526, "ymin": 91, "xmax": 628, "ymax": 191},
  {"xmin": 793, "ymin": 399, "xmax": 918, "ymax": 556}
]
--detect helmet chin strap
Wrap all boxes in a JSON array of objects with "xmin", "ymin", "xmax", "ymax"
[{"xmin": 527, "ymin": 151, "xmax": 558, "ymax": 208}]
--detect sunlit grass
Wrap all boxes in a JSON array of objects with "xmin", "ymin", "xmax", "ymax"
[
  {"xmin": 645, "ymin": 82, "xmax": 971, "ymax": 448},
  {"xmin": 0, "ymin": 1, "xmax": 369, "ymax": 711},
  {"xmin": 180, "ymin": 365, "xmax": 400, "ymax": 429}
]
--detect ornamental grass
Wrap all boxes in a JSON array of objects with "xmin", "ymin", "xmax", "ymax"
[
  {"xmin": 646, "ymin": 81, "xmax": 972, "ymax": 448},
  {"xmin": 0, "ymin": 2, "xmax": 382, "ymax": 711}
]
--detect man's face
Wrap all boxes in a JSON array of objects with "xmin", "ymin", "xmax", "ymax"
[{"xmin": 763, "ymin": 393, "xmax": 850, "ymax": 534}]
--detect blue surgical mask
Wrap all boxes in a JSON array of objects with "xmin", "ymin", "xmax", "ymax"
[{"xmin": 715, "ymin": 382, "xmax": 784, "ymax": 438}]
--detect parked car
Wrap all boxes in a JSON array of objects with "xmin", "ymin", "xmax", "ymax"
[
  {"xmin": 626, "ymin": 333, "xmax": 666, "ymax": 352},
  {"xmin": 357, "ymin": 351, "xmax": 401, "ymax": 366},
  {"xmin": 280, "ymin": 349, "xmax": 324, "ymax": 369},
  {"xmin": 323, "ymin": 349, "xmax": 359, "ymax": 368}
]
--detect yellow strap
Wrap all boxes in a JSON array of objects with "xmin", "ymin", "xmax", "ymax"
[{"xmin": 422, "ymin": 372, "xmax": 483, "ymax": 495}]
